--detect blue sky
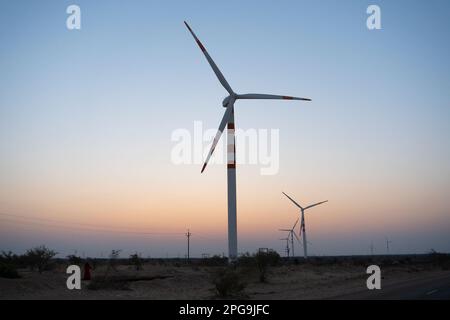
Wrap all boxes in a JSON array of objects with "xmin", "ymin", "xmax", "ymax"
[{"xmin": 0, "ymin": 0, "xmax": 449, "ymax": 257}]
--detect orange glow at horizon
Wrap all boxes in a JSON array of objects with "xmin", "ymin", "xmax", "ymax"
[{"xmin": 1, "ymin": 158, "xmax": 449, "ymax": 245}]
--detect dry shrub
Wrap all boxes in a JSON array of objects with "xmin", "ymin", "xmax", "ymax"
[{"xmin": 213, "ymin": 267, "xmax": 246, "ymax": 298}]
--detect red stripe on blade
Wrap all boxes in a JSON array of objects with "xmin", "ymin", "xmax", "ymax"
[
  {"xmin": 227, "ymin": 164, "xmax": 236, "ymax": 169},
  {"xmin": 227, "ymin": 123, "xmax": 235, "ymax": 129},
  {"xmin": 196, "ymin": 40, "xmax": 206, "ymax": 52},
  {"xmin": 282, "ymin": 96, "xmax": 293, "ymax": 100}
]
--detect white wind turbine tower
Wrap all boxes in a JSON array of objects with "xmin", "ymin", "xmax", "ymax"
[
  {"xmin": 282, "ymin": 192, "xmax": 328, "ymax": 259},
  {"xmin": 279, "ymin": 218, "xmax": 301, "ymax": 257},
  {"xmin": 185, "ymin": 22, "xmax": 311, "ymax": 261}
]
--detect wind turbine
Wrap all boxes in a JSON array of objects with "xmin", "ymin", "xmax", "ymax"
[
  {"xmin": 386, "ymin": 237, "xmax": 392, "ymax": 254},
  {"xmin": 185, "ymin": 21, "xmax": 311, "ymax": 261},
  {"xmin": 279, "ymin": 218, "xmax": 301, "ymax": 257},
  {"xmin": 279, "ymin": 233, "xmax": 292, "ymax": 257},
  {"xmin": 282, "ymin": 192, "xmax": 328, "ymax": 259},
  {"xmin": 280, "ymin": 237, "xmax": 291, "ymax": 258}
]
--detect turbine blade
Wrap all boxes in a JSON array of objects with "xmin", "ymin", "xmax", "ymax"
[
  {"xmin": 304, "ymin": 200, "xmax": 328, "ymax": 210},
  {"xmin": 292, "ymin": 218, "xmax": 299, "ymax": 230},
  {"xmin": 184, "ymin": 21, "xmax": 233, "ymax": 94},
  {"xmin": 279, "ymin": 229, "xmax": 291, "ymax": 232},
  {"xmin": 237, "ymin": 93, "xmax": 311, "ymax": 101},
  {"xmin": 201, "ymin": 106, "xmax": 233, "ymax": 173},
  {"xmin": 282, "ymin": 192, "xmax": 303, "ymax": 209},
  {"xmin": 293, "ymin": 232, "xmax": 302, "ymax": 244}
]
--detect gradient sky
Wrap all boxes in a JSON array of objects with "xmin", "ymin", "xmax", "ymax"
[{"xmin": 1, "ymin": 0, "xmax": 449, "ymax": 258}]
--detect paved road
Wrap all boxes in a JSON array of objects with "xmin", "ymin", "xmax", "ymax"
[{"xmin": 335, "ymin": 272, "xmax": 450, "ymax": 300}]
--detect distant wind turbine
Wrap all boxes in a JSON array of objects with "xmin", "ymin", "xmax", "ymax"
[
  {"xmin": 282, "ymin": 192, "xmax": 328, "ymax": 259},
  {"xmin": 279, "ymin": 218, "xmax": 301, "ymax": 258},
  {"xmin": 280, "ymin": 237, "xmax": 291, "ymax": 257},
  {"xmin": 386, "ymin": 237, "xmax": 392, "ymax": 254},
  {"xmin": 185, "ymin": 21, "xmax": 311, "ymax": 262}
]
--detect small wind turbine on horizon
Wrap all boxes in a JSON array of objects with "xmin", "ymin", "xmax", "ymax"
[
  {"xmin": 184, "ymin": 21, "xmax": 311, "ymax": 262},
  {"xmin": 386, "ymin": 237, "xmax": 392, "ymax": 254},
  {"xmin": 280, "ymin": 237, "xmax": 291, "ymax": 258},
  {"xmin": 279, "ymin": 218, "xmax": 301, "ymax": 258},
  {"xmin": 282, "ymin": 192, "xmax": 328, "ymax": 259}
]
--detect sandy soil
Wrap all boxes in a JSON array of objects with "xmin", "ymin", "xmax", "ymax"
[{"xmin": 0, "ymin": 263, "xmax": 447, "ymax": 300}]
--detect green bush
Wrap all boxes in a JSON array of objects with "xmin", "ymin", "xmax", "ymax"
[
  {"xmin": 1, "ymin": 251, "xmax": 24, "ymax": 267},
  {"xmin": 0, "ymin": 262, "xmax": 20, "ymax": 279},
  {"xmin": 213, "ymin": 268, "xmax": 245, "ymax": 298},
  {"xmin": 24, "ymin": 246, "xmax": 57, "ymax": 273},
  {"xmin": 67, "ymin": 254, "xmax": 83, "ymax": 266},
  {"xmin": 255, "ymin": 250, "xmax": 280, "ymax": 282},
  {"xmin": 0, "ymin": 251, "xmax": 17, "ymax": 262},
  {"xmin": 238, "ymin": 250, "xmax": 280, "ymax": 282}
]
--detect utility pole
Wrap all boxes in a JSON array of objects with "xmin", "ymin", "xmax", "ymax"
[{"xmin": 185, "ymin": 229, "xmax": 191, "ymax": 261}]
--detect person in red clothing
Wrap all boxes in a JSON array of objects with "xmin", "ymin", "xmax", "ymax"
[{"xmin": 83, "ymin": 262, "xmax": 92, "ymax": 280}]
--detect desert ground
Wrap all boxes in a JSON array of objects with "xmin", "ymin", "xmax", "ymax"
[{"xmin": 1, "ymin": 255, "xmax": 449, "ymax": 300}]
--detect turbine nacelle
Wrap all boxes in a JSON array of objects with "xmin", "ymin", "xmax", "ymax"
[{"xmin": 222, "ymin": 95, "xmax": 232, "ymax": 107}]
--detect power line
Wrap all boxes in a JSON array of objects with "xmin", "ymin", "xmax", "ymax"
[
  {"xmin": 0, "ymin": 216, "xmax": 184, "ymax": 237},
  {"xmin": 0, "ymin": 212, "xmax": 225, "ymax": 241},
  {"xmin": 0, "ymin": 212, "xmax": 181, "ymax": 234}
]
